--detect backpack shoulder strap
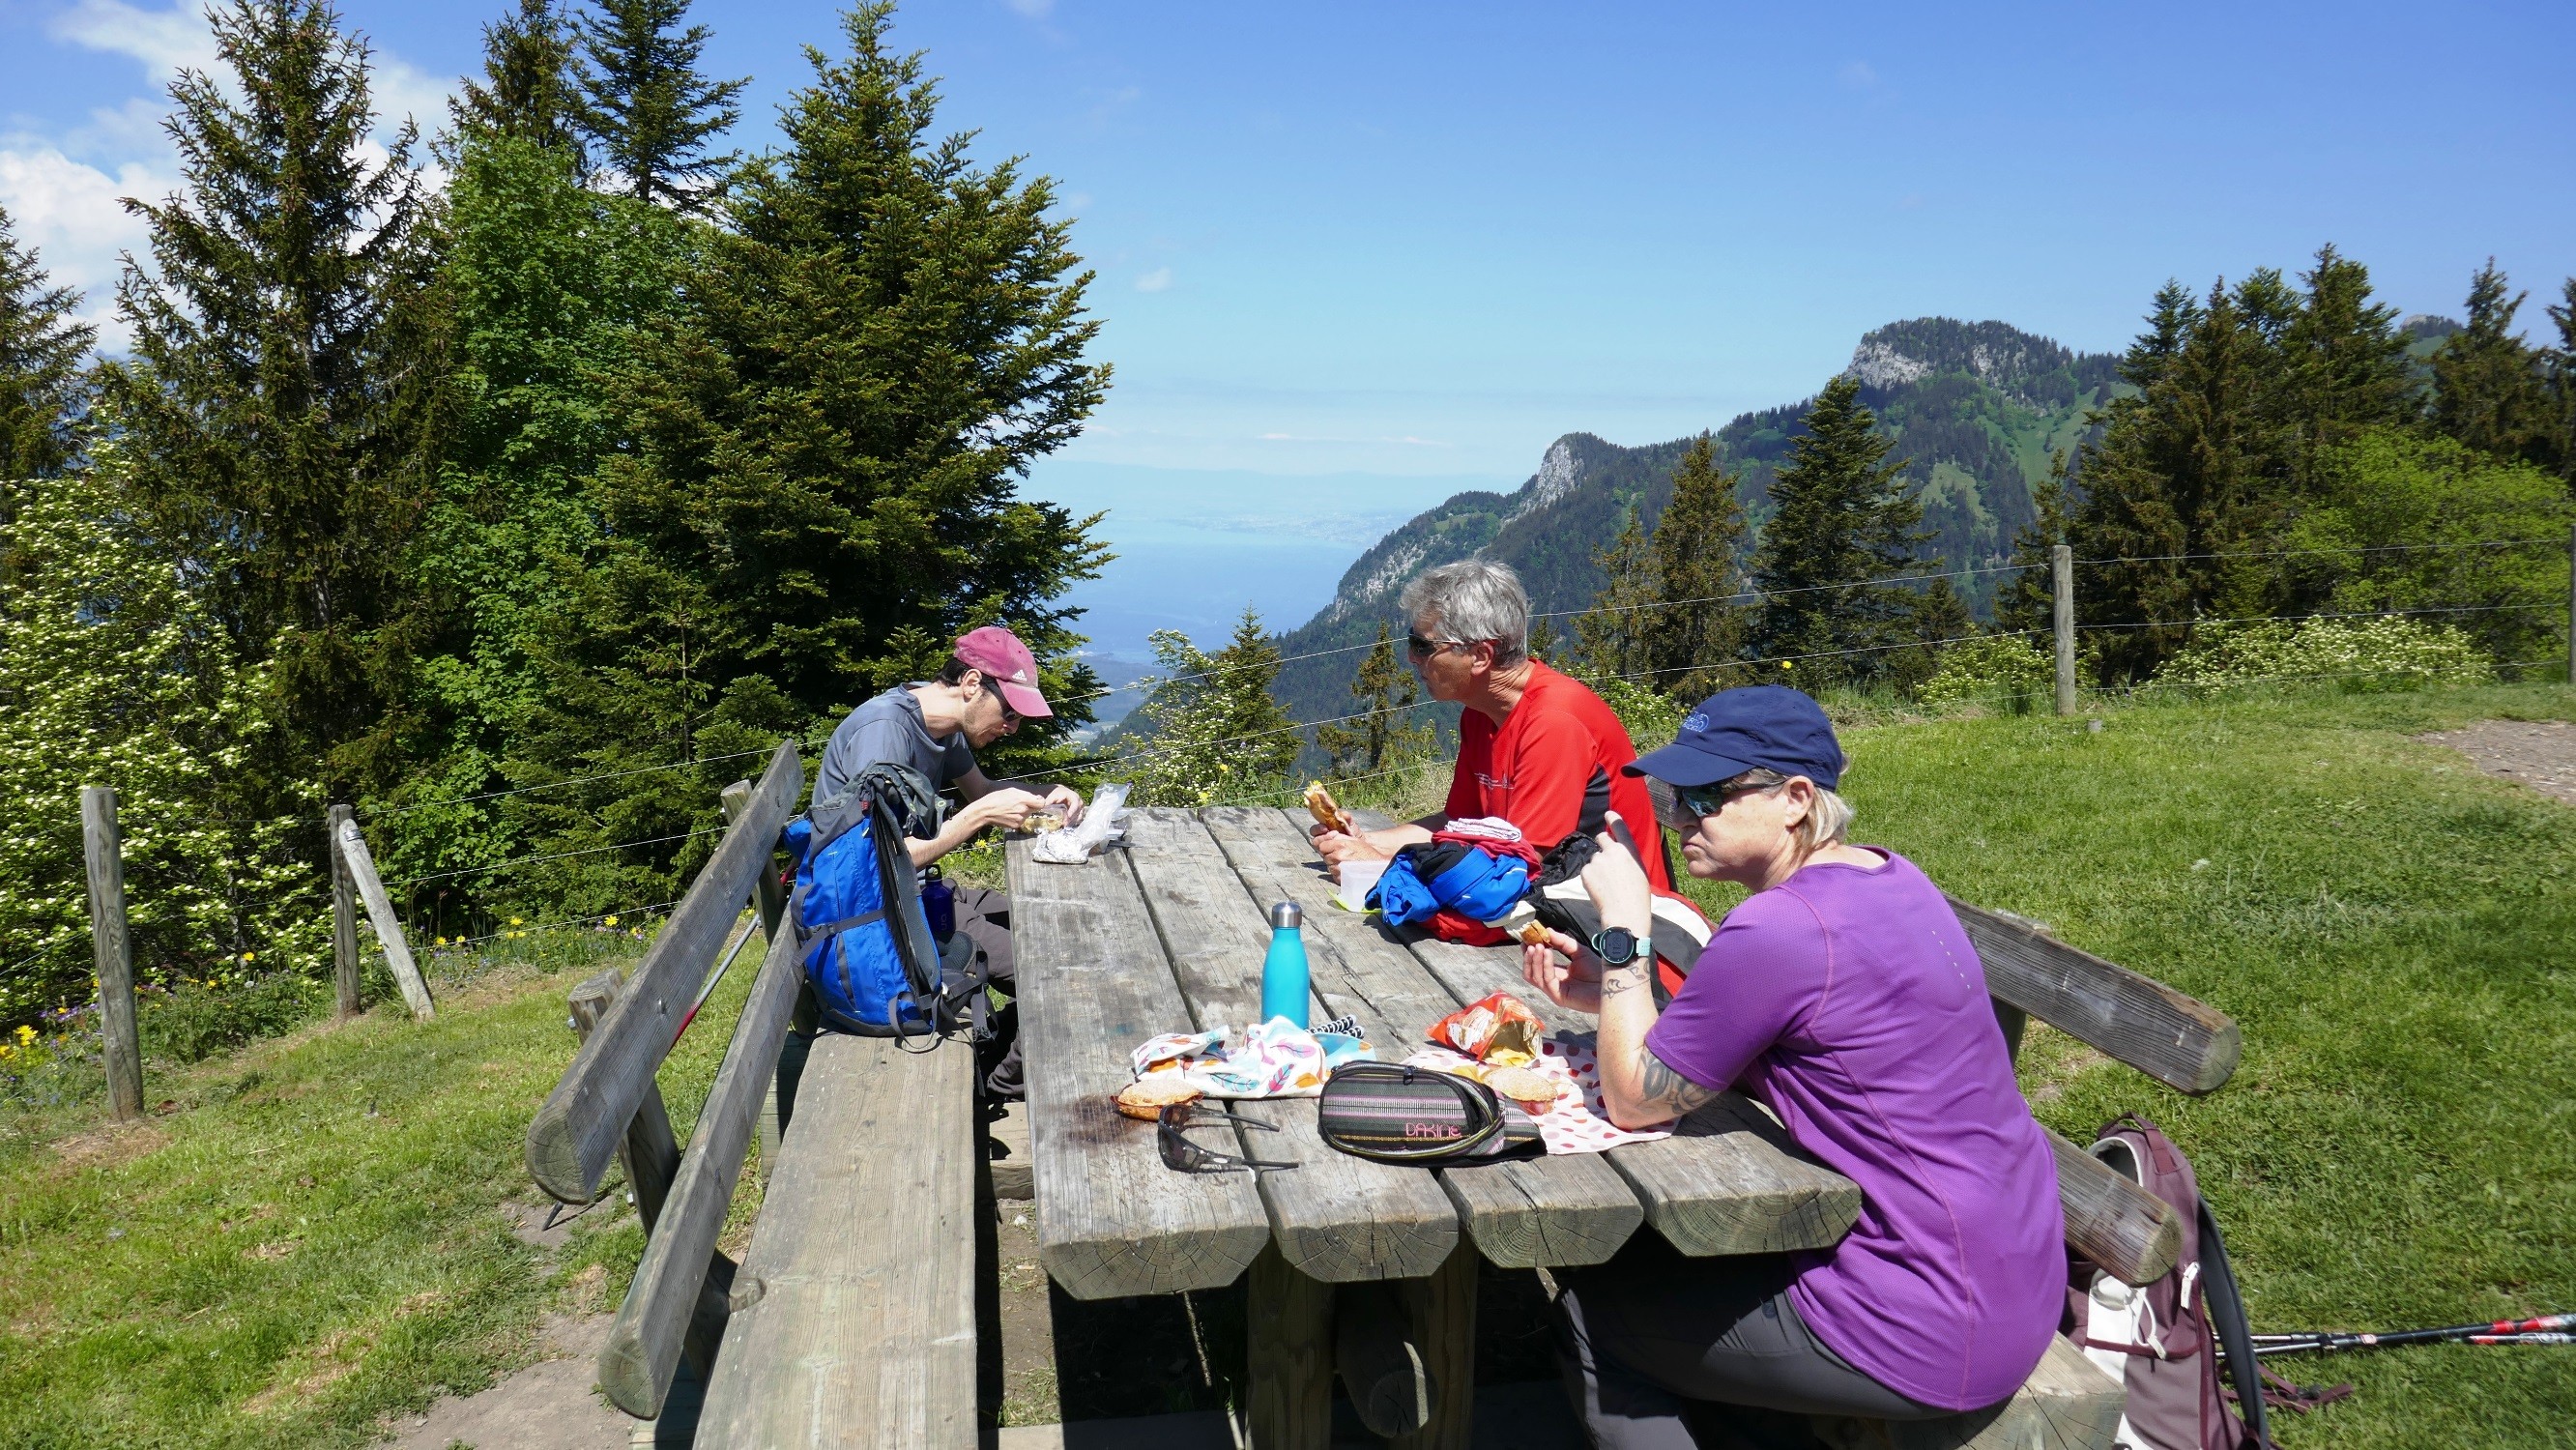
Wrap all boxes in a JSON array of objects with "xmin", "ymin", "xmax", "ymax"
[{"xmin": 2195, "ymin": 1196, "xmax": 2274, "ymax": 1448}]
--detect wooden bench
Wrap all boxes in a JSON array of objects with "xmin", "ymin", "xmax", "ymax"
[
  {"xmin": 694, "ymin": 1031, "xmax": 980, "ymax": 1446},
  {"xmin": 521, "ymin": 741, "xmax": 985, "ymax": 1445}
]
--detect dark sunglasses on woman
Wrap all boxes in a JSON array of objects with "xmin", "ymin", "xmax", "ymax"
[
  {"xmin": 1157, "ymin": 1100, "xmax": 1300, "ymax": 1174},
  {"xmin": 1647, "ymin": 775, "xmax": 1775, "ymax": 833}
]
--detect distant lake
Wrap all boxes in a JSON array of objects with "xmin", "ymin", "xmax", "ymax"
[{"xmin": 1024, "ymin": 461, "xmax": 1504, "ymax": 664}]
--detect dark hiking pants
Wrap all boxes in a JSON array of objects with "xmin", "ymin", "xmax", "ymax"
[{"xmin": 1553, "ymin": 1233, "xmax": 1959, "ymax": 1448}]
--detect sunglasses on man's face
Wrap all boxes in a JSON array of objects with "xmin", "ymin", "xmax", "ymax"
[
  {"xmin": 982, "ymin": 681, "xmax": 1022, "ymax": 728},
  {"xmin": 1157, "ymin": 1100, "xmax": 1301, "ymax": 1174},
  {"xmin": 1405, "ymin": 632, "xmax": 1468, "ymax": 660}
]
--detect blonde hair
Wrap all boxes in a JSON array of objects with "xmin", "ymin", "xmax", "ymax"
[{"xmin": 1730, "ymin": 768, "xmax": 1854, "ymax": 852}]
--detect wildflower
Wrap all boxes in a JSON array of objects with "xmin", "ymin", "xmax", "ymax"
[
  {"xmin": 603, "ymin": 915, "xmax": 619, "ymax": 928},
  {"xmin": 240, "ymin": 951, "xmax": 253, "ymax": 964},
  {"xmin": 509, "ymin": 916, "xmax": 524, "ymax": 927},
  {"xmin": 20, "ymin": 1026, "xmax": 38, "ymax": 1046}
]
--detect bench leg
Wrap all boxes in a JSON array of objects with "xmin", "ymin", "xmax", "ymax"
[
  {"xmin": 1390, "ymin": 1240, "xmax": 1477, "ymax": 1450},
  {"xmin": 1247, "ymin": 1244, "xmax": 1334, "ymax": 1450}
]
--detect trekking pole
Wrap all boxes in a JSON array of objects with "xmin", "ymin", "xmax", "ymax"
[
  {"xmin": 2250, "ymin": 1314, "xmax": 2571, "ymax": 1356},
  {"xmin": 669, "ymin": 914, "xmax": 763, "ymax": 1049}
]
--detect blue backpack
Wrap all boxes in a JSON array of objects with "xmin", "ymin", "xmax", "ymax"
[{"xmin": 786, "ymin": 769, "xmax": 970, "ymax": 1039}]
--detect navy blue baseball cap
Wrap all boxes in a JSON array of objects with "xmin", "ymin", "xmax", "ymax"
[{"xmin": 1624, "ymin": 684, "xmax": 1846, "ymax": 790}]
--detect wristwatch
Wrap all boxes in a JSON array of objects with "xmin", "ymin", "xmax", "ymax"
[{"xmin": 1591, "ymin": 926, "xmax": 1642, "ymax": 968}]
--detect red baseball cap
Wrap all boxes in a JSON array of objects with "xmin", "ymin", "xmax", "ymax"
[{"xmin": 952, "ymin": 626, "xmax": 1054, "ymax": 719}]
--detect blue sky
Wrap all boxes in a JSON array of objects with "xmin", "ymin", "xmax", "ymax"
[{"xmin": 5, "ymin": 1, "xmax": 2572, "ymax": 655}]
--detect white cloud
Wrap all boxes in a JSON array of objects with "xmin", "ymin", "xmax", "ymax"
[
  {"xmin": 0, "ymin": 143, "xmax": 176, "ymax": 344},
  {"xmin": 1002, "ymin": 0, "xmax": 1055, "ymax": 15},
  {"xmin": 48, "ymin": 0, "xmax": 221, "ymax": 77},
  {"xmin": 1838, "ymin": 60, "xmax": 1877, "ymax": 89},
  {"xmin": 1135, "ymin": 266, "xmax": 1173, "ymax": 293},
  {"xmin": 49, "ymin": 0, "xmax": 453, "ymax": 138}
]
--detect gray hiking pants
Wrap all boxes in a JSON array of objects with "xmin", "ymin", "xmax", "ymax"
[{"xmin": 1553, "ymin": 1233, "xmax": 1956, "ymax": 1448}]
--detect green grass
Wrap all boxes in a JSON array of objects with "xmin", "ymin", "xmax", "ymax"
[
  {"xmin": 4, "ymin": 684, "xmax": 2571, "ymax": 1446},
  {"xmin": 0, "ymin": 924, "xmax": 764, "ymax": 1449},
  {"xmin": 1824, "ymin": 684, "xmax": 2576, "ymax": 1448}
]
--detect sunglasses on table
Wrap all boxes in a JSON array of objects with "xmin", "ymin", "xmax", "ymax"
[{"xmin": 1157, "ymin": 1101, "xmax": 1301, "ymax": 1174}]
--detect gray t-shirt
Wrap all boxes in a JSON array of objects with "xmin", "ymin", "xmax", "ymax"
[{"xmin": 815, "ymin": 685, "xmax": 977, "ymax": 818}]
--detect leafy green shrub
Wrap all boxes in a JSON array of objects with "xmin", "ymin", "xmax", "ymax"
[
  {"xmin": 1920, "ymin": 635, "xmax": 2055, "ymax": 713},
  {"xmin": 139, "ymin": 972, "xmax": 326, "ymax": 1064},
  {"xmin": 2150, "ymin": 616, "xmax": 2495, "ymax": 694},
  {"xmin": 1593, "ymin": 676, "xmax": 1685, "ymax": 752}
]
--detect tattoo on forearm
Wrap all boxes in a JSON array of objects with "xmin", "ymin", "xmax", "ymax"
[
  {"xmin": 1600, "ymin": 966, "xmax": 1645, "ymax": 999},
  {"xmin": 1637, "ymin": 1050, "xmax": 1717, "ymax": 1116}
]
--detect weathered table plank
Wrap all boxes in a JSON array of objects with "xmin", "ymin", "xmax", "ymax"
[
  {"xmin": 1403, "ymin": 933, "xmax": 1864, "ymax": 1258},
  {"xmin": 1007, "ymin": 833, "xmax": 1274, "ymax": 1300},
  {"xmin": 693, "ymin": 1033, "xmax": 980, "ymax": 1448},
  {"xmin": 1201, "ymin": 807, "xmax": 1645, "ymax": 1270},
  {"xmin": 1121, "ymin": 808, "xmax": 1460, "ymax": 1283}
]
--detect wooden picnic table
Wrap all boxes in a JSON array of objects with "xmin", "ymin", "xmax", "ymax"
[{"xmin": 1006, "ymin": 804, "xmax": 1866, "ymax": 1449}]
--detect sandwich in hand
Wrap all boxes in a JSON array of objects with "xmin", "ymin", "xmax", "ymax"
[{"xmin": 1303, "ymin": 780, "xmax": 1357, "ymax": 836}]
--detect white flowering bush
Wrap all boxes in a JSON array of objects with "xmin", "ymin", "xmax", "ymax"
[
  {"xmin": 2148, "ymin": 616, "xmax": 2496, "ymax": 695},
  {"xmin": 0, "ymin": 460, "xmax": 327, "ymax": 1025},
  {"xmin": 1920, "ymin": 635, "xmax": 2055, "ymax": 714}
]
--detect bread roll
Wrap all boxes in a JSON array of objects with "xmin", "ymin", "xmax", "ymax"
[{"xmin": 1115, "ymin": 1076, "xmax": 1203, "ymax": 1120}]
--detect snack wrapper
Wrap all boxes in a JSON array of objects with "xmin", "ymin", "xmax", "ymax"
[
  {"xmin": 1429, "ymin": 990, "xmax": 1545, "ymax": 1067},
  {"xmin": 1130, "ymin": 1018, "xmax": 1375, "ymax": 1098}
]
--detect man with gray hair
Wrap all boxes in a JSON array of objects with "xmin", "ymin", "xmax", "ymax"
[{"xmin": 1313, "ymin": 558, "xmax": 1674, "ymax": 900}]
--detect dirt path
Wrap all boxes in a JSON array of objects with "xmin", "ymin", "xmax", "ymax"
[{"xmin": 2418, "ymin": 717, "xmax": 2576, "ymax": 807}]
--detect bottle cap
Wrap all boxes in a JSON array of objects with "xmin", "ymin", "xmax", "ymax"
[{"xmin": 1269, "ymin": 901, "xmax": 1302, "ymax": 929}]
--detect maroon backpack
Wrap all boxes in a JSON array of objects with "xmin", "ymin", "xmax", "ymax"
[{"xmin": 2065, "ymin": 1115, "xmax": 2275, "ymax": 1450}]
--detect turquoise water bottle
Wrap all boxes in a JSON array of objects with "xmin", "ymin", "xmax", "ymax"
[{"xmin": 1259, "ymin": 901, "xmax": 1311, "ymax": 1028}]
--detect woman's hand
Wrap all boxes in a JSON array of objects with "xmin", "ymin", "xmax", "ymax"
[
  {"xmin": 1311, "ymin": 826, "xmax": 1392, "ymax": 882},
  {"xmin": 1522, "ymin": 928, "xmax": 1603, "ymax": 1013},
  {"xmin": 1579, "ymin": 815, "xmax": 1655, "ymax": 934}
]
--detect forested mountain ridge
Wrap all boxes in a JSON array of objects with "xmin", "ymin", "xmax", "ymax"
[{"xmin": 1271, "ymin": 317, "xmax": 2124, "ymax": 721}]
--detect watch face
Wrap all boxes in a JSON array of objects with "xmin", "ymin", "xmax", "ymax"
[{"xmin": 1596, "ymin": 927, "xmax": 1638, "ymax": 965}]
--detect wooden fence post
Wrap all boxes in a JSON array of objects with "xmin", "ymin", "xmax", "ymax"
[
  {"xmin": 2052, "ymin": 542, "xmax": 2077, "ymax": 716},
  {"xmin": 329, "ymin": 804, "xmax": 361, "ymax": 1019},
  {"xmin": 79, "ymin": 786, "xmax": 144, "ymax": 1120},
  {"xmin": 333, "ymin": 817, "xmax": 435, "ymax": 1022}
]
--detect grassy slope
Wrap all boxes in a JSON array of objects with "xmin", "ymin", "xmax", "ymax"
[
  {"xmin": 1830, "ymin": 685, "xmax": 2575, "ymax": 1448},
  {"xmin": 0, "ymin": 931, "xmax": 762, "ymax": 1450},
  {"xmin": 3, "ymin": 686, "xmax": 2571, "ymax": 1447}
]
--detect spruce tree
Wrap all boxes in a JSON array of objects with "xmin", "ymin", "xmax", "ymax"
[
  {"xmin": 1993, "ymin": 450, "xmax": 2072, "ymax": 639},
  {"xmin": 0, "ymin": 208, "xmax": 94, "ymax": 484},
  {"xmin": 1746, "ymin": 375, "xmax": 1926, "ymax": 685},
  {"xmin": 513, "ymin": 2, "xmax": 1108, "ymax": 839},
  {"xmin": 451, "ymin": 0, "xmax": 584, "ymax": 162},
  {"xmin": 573, "ymin": 0, "xmax": 747, "ymax": 211},
  {"xmin": 1646, "ymin": 433, "xmax": 1749, "ymax": 699},
  {"xmin": 1574, "ymin": 503, "xmax": 1658, "ymax": 682},
  {"xmin": 2548, "ymin": 277, "xmax": 2576, "ymax": 486},
  {"xmin": 1133, "ymin": 610, "xmax": 1298, "ymax": 806},
  {"xmin": 2069, "ymin": 276, "xmax": 2295, "ymax": 680},
  {"xmin": 1524, "ymin": 613, "xmax": 1560, "ymax": 663},
  {"xmin": 2431, "ymin": 260, "xmax": 2554, "ymax": 469},
  {"xmin": 1314, "ymin": 623, "xmax": 1428, "ymax": 778},
  {"xmin": 2282, "ymin": 245, "xmax": 2412, "ymax": 468},
  {"xmin": 100, "ymin": 0, "xmax": 446, "ymax": 803}
]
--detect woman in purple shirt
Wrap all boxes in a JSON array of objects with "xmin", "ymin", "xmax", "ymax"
[{"xmin": 1521, "ymin": 685, "xmax": 2063, "ymax": 1446}]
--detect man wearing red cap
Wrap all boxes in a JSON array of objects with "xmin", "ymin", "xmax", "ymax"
[{"xmin": 809, "ymin": 625, "xmax": 1084, "ymax": 1100}]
